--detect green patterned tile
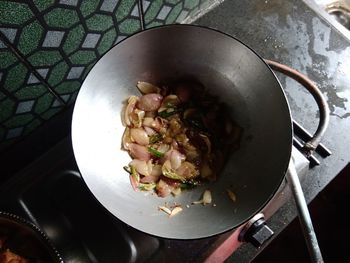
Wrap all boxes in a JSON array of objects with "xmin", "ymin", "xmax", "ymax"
[
  {"xmin": 68, "ymin": 90, "xmax": 79, "ymax": 104},
  {"xmin": 86, "ymin": 14, "xmax": 114, "ymax": 31},
  {"xmin": 47, "ymin": 61, "xmax": 69, "ymax": 86},
  {"xmin": 69, "ymin": 50, "xmax": 96, "ymax": 64},
  {"xmin": 147, "ymin": 21, "xmax": 163, "ymax": 28},
  {"xmin": 23, "ymin": 118, "xmax": 42, "ymax": 136},
  {"xmin": 0, "ymin": 2, "xmax": 33, "ymax": 25},
  {"xmin": 166, "ymin": 2, "xmax": 182, "ymax": 24},
  {"xmin": 34, "ymin": 93, "xmax": 55, "ymax": 114},
  {"xmin": 81, "ymin": 64, "xmax": 94, "ymax": 79},
  {"xmin": 4, "ymin": 113, "xmax": 34, "ymax": 128},
  {"xmin": 63, "ymin": 24, "xmax": 85, "ymax": 55},
  {"xmin": 0, "ymin": 51, "xmax": 17, "ymax": 69},
  {"xmin": 145, "ymin": 0, "xmax": 163, "ymax": 24},
  {"xmin": 184, "ymin": 0, "xmax": 200, "ymax": 9},
  {"xmin": 118, "ymin": 18, "xmax": 141, "ymax": 34},
  {"xmin": 97, "ymin": 28, "xmax": 117, "ymax": 55},
  {"xmin": 17, "ymin": 21, "xmax": 44, "ymax": 56},
  {"xmin": 33, "ymin": 0, "xmax": 55, "ymax": 12},
  {"xmin": 0, "ymin": 98, "xmax": 15, "ymax": 122},
  {"xmin": 4, "ymin": 63, "xmax": 28, "ymax": 92},
  {"xmin": 0, "ymin": 0, "xmax": 213, "ymax": 151},
  {"xmin": 14, "ymin": 84, "xmax": 47, "ymax": 100},
  {"xmin": 80, "ymin": 0, "xmax": 100, "ymax": 17},
  {"xmin": 44, "ymin": 8, "xmax": 79, "ymax": 28},
  {"xmin": 54, "ymin": 81, "xmax": 81, "ymax": 93},
  {"xmin": 27, "ymin": 50, "xmax": 62, "ymax": 67},
  {"xmin": 165, "ymin": 0, "xmax": 181, "ymax": 4},
  {"xmin": 116, "ymin": 0, "xmax": 136, "ymax": 21}
]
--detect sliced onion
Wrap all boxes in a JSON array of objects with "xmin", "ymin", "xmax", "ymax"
[
  {"xmin": 144, "ymin": 126, "xmax": 156, "ymax": 136},
  {"xmin": 202, "ymin": 190, "xmax": 212, "ymax": 205},
  {"xmin": 136, "ymin": 81, "xmax": 160, "ymax": 94},
  {"xmin": 227, "ymin": 189, "xmax": 237, "ymax": 202},
  {"xmin": 140, "ymin": 175, "xmax": 158, "ymax": 183},
  {"xmin": 122, "ymin": 127, "xmax": 132, "ymax": 150},
  {"xmin": 129, "ymin": 159, "xmax": 150, "ymax": 176},
  {"xmin": 151, "ymin": 117, "xmax": 168, "ymax": 133},
  {"xmin": 169, "ymin": 206, "xmax": 183, "ymax": 217},
  {"xmin": 143, "ymin": 117, "xmax": 154, "ymax": 127},
  {"xmin": 129, "ymin": 174, "xmax": 139, "ymax": 191},
  {"xmin": 157, "ymin": 143, "xmax": 170, "ymax": 154},
  {"xmin": 176, "ymin": 161, "xmax": 199, "ymax": 179},
  {"xmin": 145, "ymin": 111, "xmax": 156, "ymax": 118},
  {"xmin": 170, "ymin": 149, "xmax": 185, "ymax": 170},
  {"xmin": 130, "ymin": 128, "xmax": 149, "ymax": 145},
  {"xmin": 172, "ymin": 140, "xmax": 179, "ymax": 149},
  {"xmin": 137, "ymin": 93, "xmax": 163, "ymax": 111},
  {"xmin": 130, "ymin": 109, "xmax": 145, "ymax": 128},
  {"xmin": 158, "ymin": 95, "xmax": 180, "ymax": 112},
  {"xmin": 158, "ymin": 205, "xmax": 172, "ymax": 215},
  {"xmin": 156, "ymin": 179, "xmax": 173, "ymax": 197},
  {"xmin": 124, "ymin": 96, "xmax": 138, "ymax": 126},
  {"xmin": 128, "ymin": 143, "xmax": 151, "ymax": 161},
  {"xmin": 151, "ymin": 164, "xmax": 162, "ymax": 177}
]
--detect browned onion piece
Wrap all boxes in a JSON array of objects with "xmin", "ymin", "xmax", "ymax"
[
  {"xmin": 130, "ymin": 128, "xmax": 149, "ymax": 145},
  {"xmin": 128, "ymin": 143, "xmax": 151, "ymax": 161},
  {"xmin": 137, "ymin": 93, "xmax": 163, "ymax": 111},
  {"xmin": 140, "ymin": 175, "xmax": 159, "ymax": 183},
  {"xmin": 129, "ymin": 159, "xmax": 151, "ymax": 176},
  {"xmin": 156, "ymin": 179, "xmax": 173, "ymax": 197}
]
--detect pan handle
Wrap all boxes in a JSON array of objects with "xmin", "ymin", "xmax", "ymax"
[{"xmin": 265, "ymin": 60, "xmax": 330, "ymax": 156}]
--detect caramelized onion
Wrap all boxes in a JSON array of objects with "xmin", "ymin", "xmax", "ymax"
[
  {"xmin": 137, "ymin": 93, "xmax": 163, "ymax": 111},
  {"xmin": 130, "ymin": 128, "xmax": 149, "ymax": 145},
  {"xmin": 128, "ymin": 143, "xmax": 151, "ymax": 161}
]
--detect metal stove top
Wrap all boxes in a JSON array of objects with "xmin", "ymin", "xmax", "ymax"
[{"xmin": 0, "ymin": 135, "xmax": 315, "ymax": 263}]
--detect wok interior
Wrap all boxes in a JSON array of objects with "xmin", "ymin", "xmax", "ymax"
[{"xmin": 72, "ymin": 25, "xmax": 292, "ymax": 239}]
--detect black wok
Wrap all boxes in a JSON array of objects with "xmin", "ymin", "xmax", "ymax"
[{"xmin": 71, "ymin": 25, "xmax": 293, "ymax": 239}]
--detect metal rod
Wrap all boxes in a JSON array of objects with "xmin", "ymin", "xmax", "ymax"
[
  {"xmin": 293, "ymin": 120, "xmax": 332, "ymax": 157},
  {"xmin": 293, "ymin": 137, "xmax": 320, "ymax": 166},
  {"xmin": 287, "ymin": 161, "xmax": 324, "ymax": 263}
]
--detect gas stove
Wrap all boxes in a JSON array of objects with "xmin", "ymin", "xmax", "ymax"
[{"xmin": 0, "ymin": 129, "xmax": 328, "ymax": 262}]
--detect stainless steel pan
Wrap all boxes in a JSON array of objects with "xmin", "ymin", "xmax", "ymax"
[{"xmin": 71, "ymin": 25, "xmax": 294, "ymax": 240}]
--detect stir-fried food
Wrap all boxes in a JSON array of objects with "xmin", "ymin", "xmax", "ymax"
[{"xmin": 122, "ymin": 80, "xmax": 242, "ymax": 197}]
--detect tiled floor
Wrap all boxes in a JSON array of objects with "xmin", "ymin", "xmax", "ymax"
[{"xmin": 253, "ymin": 162, "xmax": 350, "ymax": 263}]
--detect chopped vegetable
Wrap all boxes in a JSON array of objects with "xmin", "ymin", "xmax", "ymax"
[
  {"xmin": 158, "ymin": 206, "xmax": 172, "ymax": 215},
  {"xmin": 148, "ymin": 146, "xmax": 164, "ymax": 158},
  {"xmin": 158, "ymin": 108, "xmax": 181, "ymax": 118},
  {"xmin": 226, "ymin": 189, "xmax": 237, "ymax": 202},
  {"xmin": 121, "ymin": 80, "xmax": 242, "ymax": 198},
  {"xmin": 162, "ymin": 161, "xmax": 186, "ymax": 182},
  {"xmin": 149, "ymin": 133, "xmax": 163, "ymax": 144},
  {"xmin": 138, "ymin": 182, "xmax": 156, "ymax": 191},
  {"xmin": 192, "ymin": 189, "xmax": 212, "ymax": 205},
  {"xmin": 170, "ymin": 206, "xmax": 183, "ymax": 217}
]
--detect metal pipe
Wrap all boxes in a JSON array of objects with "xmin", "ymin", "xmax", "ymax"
[
  {"xmin": 287, "ymin": 161, "xmax": 324, "ymax": 263},
  {"xmin": 265, "ymin": 60, "xmax": 330, "ymax": 155}
]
